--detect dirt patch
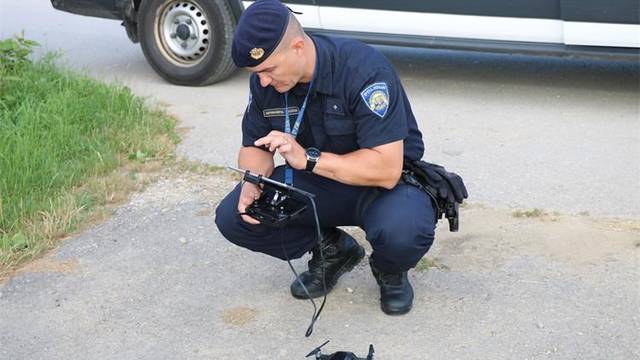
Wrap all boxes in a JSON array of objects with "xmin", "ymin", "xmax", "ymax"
[
  {"xmin": 221, "ymin": 307, "xmax": 258, "ymax": 326},
  {"xmin": 433, "ymin": 206, "xmax": 640, "ymax": 272},
  {"xmin": 14, "ymin": 256, "xmax": 79, "ymax": 277}
]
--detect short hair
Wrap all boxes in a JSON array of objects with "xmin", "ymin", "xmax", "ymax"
[{"xmin": 273, "ymin": 13, "xmax": 305, "ymax": 54}]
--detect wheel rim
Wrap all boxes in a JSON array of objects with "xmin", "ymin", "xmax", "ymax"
[{"xmin": 156, "ymin": 0, "xmax": 211, "ymax": 67}]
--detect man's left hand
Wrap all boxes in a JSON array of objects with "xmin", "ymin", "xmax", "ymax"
[{"xmin": 254, "ymin": 131, "xmax": 307, "ymax": 170}]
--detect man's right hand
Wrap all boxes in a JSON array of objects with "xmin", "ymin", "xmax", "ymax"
[{"xmin": 237, "ymin": 182, "xmax": 262, "ymax": 224}]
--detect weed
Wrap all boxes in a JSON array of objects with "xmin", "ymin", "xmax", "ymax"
[
  {"xmin": 414, "ymin": 257, "xmax": 449, "ymax": 272},
  {"xmin": 0, "ymin": 34, "xmax": 38, "ymax": 74},
  {"xmin": 512, "ymin": 208, "xmax": 547, "ymax": 218}
]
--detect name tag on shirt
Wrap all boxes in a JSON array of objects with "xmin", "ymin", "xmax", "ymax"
[{"xmin": 263, "ymin": 107, "xmax": 299, "ymax": 118}]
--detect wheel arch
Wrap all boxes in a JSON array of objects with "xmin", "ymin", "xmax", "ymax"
[
  {"xmin": 120, "ymin": 0, "xmax": 243, "ymax": 45},
  {"xmin": 132, "ymin": 0, "xmax": 243, "ymax": 21}
]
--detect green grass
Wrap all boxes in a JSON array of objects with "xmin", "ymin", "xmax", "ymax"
[{"xmin": 0, "ymin": 37, "xmax": 179, "ymax": 273}]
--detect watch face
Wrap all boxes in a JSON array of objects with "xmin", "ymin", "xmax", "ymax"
[{"xmin": 306, "ymin": 147, "xmax": 321, "ymax": 160}]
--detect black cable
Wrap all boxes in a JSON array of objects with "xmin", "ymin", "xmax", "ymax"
[
  {"xmin": 280, "ymin": 195, "xmax": 327, "ymax": 337},
  {"xmin": 230, "ymin": 166, "xmax": 328, "ymax": 337},
  {"xmin": 306, "ymin": 196, "xmax": 328, "ymax": 337}
]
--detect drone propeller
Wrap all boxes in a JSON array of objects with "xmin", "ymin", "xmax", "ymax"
[
  {"xmin": 367, "ymin": 344, "xmax": 375, "ymax": 359},
  {"xmin": 306, "ymin": 340, "xmax": 330, "ymax": 358}
]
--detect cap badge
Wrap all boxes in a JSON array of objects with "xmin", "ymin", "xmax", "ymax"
[{"xmin": 249, "ymin": 48, "xmax": 265, "ymax": 60}]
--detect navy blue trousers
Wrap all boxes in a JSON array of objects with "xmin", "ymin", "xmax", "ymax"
[{"xmin": 215, "ymin": 166, "xmax": 437, "ymax": 273}]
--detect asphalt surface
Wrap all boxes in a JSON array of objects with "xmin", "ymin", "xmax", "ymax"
[
  {"xmin": 1, "ymin": 2, "xmax": 640, "ymax": 359},
  {"xmin": 1, "ymin": 174, "xmax": 638, "ymax": 359}
]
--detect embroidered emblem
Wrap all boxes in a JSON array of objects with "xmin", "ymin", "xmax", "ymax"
[
  {"xmin": 360, "ymin": 82, "xmax": 390, "ymax": 118},
  {"xmin": 249, "ymin": 48, "xmax": 265, "ymax": 60},
  {"xmin": 263, "ymin": 107, "xmax": 299, "ymax": 118}
]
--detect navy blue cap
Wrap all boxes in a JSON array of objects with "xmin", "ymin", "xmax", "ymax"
[{"xmin": 232, "ymin": 0, "xmax": 290, "ymax": 68}]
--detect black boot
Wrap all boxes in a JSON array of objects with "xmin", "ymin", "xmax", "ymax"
[
  {"xmin": 290, "ymin": 229, "xmax": 365, "ymax": 299},
  {"xmin": 369, "ymin": 257, "xmax": 414, "ymax": 315}
]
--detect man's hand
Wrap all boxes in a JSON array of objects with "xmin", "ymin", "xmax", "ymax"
[
  {"xmin": 254, "ymin": 131, "xmax": 306, "ymax": 170},
  {"xmin": 237, "ymin": 182, "xmax": 262, "ymax": 224}
]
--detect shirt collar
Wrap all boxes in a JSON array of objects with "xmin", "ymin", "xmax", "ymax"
[
  {"xmin": 290, "ymin": 35, "xmax": 333, "ymax": 97},
  {"xmin": 310, "ymin": 35, "xmax": 333, "ymax": 96}
]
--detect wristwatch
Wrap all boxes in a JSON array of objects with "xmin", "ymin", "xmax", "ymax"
[{"xmin": 305, "ymin": 147, "xmax": 321, "ymax": 172}]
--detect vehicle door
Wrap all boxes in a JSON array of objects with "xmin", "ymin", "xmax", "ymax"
[
  {"xmin": 560, "ymin": 0, "xmax": 639, "ymax": 48},
  {"xmin": 241, "ymin": 1, "xmax": 321, "ymax": 29},
  {"xmin": 315, "ymin": 0, "xmax": 639, "ymax": 48}
]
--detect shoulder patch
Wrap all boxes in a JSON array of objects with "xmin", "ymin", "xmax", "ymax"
[{"xmin": 360, "ymin": 82, "xmax": 390, "ymax": 118}]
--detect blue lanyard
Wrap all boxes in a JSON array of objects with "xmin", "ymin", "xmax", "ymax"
[{"xmin": 284, "ymin": 80, "xmax": 314, "ymax": 185}]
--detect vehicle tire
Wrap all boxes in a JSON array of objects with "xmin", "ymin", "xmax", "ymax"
[{"xmin": 138, "ymin": 0, "xmax": 237, "ymax": 86}]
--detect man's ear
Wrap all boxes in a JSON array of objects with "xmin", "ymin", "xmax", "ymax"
[{"xmin": 291, "ymin": 36, "xmax": 305, "ymax": 55}]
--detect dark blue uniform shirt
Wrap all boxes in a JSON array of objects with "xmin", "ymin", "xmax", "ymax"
[{"xmin": 242, "ymin": 34, "xmax": 425, "ymax": 161}]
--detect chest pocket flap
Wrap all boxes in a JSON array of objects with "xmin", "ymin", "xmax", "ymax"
[{"xmin": 324, "ymin": 97, "xmax": 355, "ymax": 135}]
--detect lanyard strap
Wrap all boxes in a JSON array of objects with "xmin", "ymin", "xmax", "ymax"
[{"xmin": 284, "ymin": 80, "xmax": 314, "ymax": 185}]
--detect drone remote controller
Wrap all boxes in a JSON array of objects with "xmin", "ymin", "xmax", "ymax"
[{"xmin": 228, "ymin": 166, "xmax": 313, "ymax": 227}]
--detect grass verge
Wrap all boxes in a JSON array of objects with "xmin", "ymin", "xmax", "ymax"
[{"xmin": 0, "ymin": 36, "xmax": 179, "ymax": 278}]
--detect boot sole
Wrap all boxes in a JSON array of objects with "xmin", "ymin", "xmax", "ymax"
[
  {"xmin": 381, "ymin": 303, "xmax": 413, "ymax": 315},
  {"xmin": 291, "ymin": 245, "xmax": 365, "ymax": 300},
  {"xmin": 380, "ymin": 285, "xmax": 414, "ymax": 315}
]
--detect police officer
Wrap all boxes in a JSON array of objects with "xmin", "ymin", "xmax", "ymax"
[{"xmin": 215, "ymin": 0, "xmax": 436, "ymax": 315}]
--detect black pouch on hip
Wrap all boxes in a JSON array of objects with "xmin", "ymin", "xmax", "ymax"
[{"xmin": 402, "ymin": 160, "xmax": 469, "ymax": 231}]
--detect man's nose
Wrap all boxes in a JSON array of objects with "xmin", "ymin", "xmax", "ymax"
[{"xmin": 258, "ymin": 73, "xmax": 271, "ymax": 87}]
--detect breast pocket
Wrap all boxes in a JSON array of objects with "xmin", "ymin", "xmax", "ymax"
[
  {"xmin": 324, "ymin": 98, "xmax": 358, "ymax": 154},
  {"xmin": 267, "ymin": 116, "xmax": 285, "ymax": 133}
]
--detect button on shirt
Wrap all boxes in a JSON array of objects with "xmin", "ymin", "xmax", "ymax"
[{"xmin": 241, "ymin": 34, "xmax": 425, "ymax": 161}]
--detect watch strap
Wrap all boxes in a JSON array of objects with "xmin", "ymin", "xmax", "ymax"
[
  {"xmin": 305, "ymin": 158, "xmax": 317, "ymax": 172},
  {"xmin": 305, "ymin": 148, "xmax": 320, "ymax": 172}
]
